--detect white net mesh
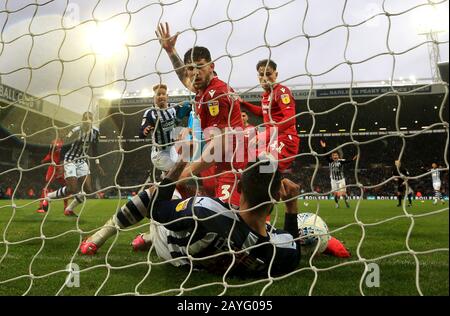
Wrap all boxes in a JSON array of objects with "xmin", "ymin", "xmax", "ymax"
[{"xmin": 0, "ymin": 0, "xmax": 449, "ymax": 296}]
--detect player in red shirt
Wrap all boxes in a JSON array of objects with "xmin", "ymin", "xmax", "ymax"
[
  {"xmin": 240, "ymin": 59, "xmax": 300, "ymax": 220},
  {"xmin": 241, "ymin": 59, "xmax": 299, "ymax": 171},
  {"xmin": 241, "ymin": 110, "xmax": 255, "ymax": 137},
  {"xmin": 156, "ymin": 23, "xmax": 246, "ymax": 207},
  {"xmin": 36, "ymin": 138, "xmax": 69, "ymax": 213}
]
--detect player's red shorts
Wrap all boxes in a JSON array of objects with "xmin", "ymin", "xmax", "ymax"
[
  {"xmin": 275, "ymin": 135, "xmax": 300, "ymax": 172},
  {"xmin": 215, "ymin": 172, "xmax": 241, "ymax": 207},
  {"xmin": 45, "ymin": 166, "xmax": 65, "ymax": 186},
  {"xmin": 200, "ymin": 165, "xmax": 216, "ymax": 197},
  {"xmin": 248, "ymin": 132, "xmax": 300, "ymax": 172}
]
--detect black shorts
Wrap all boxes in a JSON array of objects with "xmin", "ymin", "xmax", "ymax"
[{"xmin": 397, "ymin": 184, "xmax": 406, "ymax": 193}]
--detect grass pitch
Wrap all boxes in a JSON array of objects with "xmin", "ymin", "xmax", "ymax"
[{"xmin": 0, "ymin": 198, "xmax": 448, "ymax": 296}]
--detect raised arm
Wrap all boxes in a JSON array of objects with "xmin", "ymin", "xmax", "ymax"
[
  {"xmin": 41, "ymin": 148, "xmax": 52, "ymax": 164},
  {"xmin": 240, "ymin": 100, "xmax": 263, "ymax": 117},
  {"xmin": 155, "ymin": 23, "xmax": 194, "ymax": 92},
  {"xmin": 319, "ymin": 140, "xmax": 332, "ymax": 163},
  {"xmin": 341, "ymin": 155, "xmax": 358, "ymax": 164}
]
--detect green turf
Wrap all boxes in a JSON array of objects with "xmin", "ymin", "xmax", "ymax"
[{"xmin": 0, "ymin": 198, "xmax": 448, "ymax": 296}]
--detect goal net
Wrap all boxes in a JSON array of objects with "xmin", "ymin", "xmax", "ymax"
[{"xmin": 0, "ymin": 0, "xmax": 448, "ymax": 296}]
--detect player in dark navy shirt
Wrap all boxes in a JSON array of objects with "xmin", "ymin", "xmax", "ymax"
[{"xmin": 80, "ymin": 157, "xmax": 301, "ymax": 277}]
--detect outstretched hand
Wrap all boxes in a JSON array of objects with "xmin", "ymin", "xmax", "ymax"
[
  {"xmin": 143, "ymin": 125, "xmax": 154, "ymax": 137},
  {"xmin": 279, "ymin": 178, "xmax": 300, "ymax": 200},
  {"xmin": 155, "ymin": 22, "xmax": 179, "ymax": 54},
  {"xmin": 320, "ymin": 140, "xmax": 326, "ymax": 148},
  {"xmin": 279, "ymin": 178, "xmax": 300, "ymax": 215}
]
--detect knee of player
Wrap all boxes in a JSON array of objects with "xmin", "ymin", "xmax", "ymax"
[{"xmin": 66, "ymin": 184, "xmax": 79, "ymax": 195}]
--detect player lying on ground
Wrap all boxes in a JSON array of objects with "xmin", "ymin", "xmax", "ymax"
[
  {"xmin": 81, "ymin": 157, "xmax": 302, "ymax": 276},
  {"xmin": 320, "ymin": 140, "xmax": 357, "ymax": 208},
  {"xmin": 42, "ymin": 111, "xmax": 105, "ymax": 216},
  {"xmin": 421, "ymin": 162, "xmax": 446, "ymax": 205},
  {"xmin": 140, "ymin": 83, "xmax": 191, "ymax": 175},
  {"xmin": 36, "ymin": 138, "xmax": 69, "ymax": 213}
]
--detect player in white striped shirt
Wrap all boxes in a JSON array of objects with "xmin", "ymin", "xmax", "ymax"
[
  {"xmin": 140, "ymin": 84, "xmax": 190, "ymax": 174},
  {"xmin": 422, "ymin": 163, "xmax": 446, "ymax": 205},
  {"xmin": 320, "ymin": 140, "xmax": 358, "ymax": 208},
  {"xmin": 42, "ymin": 111, "xmax": 105, "ymax": 216}
]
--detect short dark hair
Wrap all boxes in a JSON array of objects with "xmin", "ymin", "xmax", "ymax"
[
  {"xmin": 183, "ymin": 46, "xmax": 212, "ymax": 64},
  {"xmin": 256, "ymin": 59, "xmax": 277, "ymax": 71},
  {"xmin": 241, "ymin": 159, "xmax": 282, "ymax": 212},
  {"xmin": 153, "ymin": 83, "xmax": 168, "ymax": 92}
]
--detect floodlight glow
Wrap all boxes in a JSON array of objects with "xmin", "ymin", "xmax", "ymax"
[
  {"xmin": 88, "ymin": 20, "xmax": 128, "ymax": 58},
  {"xmin": 141, "ymin": 89, "xmax": 152, "ymax": 97},
  {"xmin": 412, "ymin": 5, "xmax": 449, "ymax": 34},
  {"xmin": 103, "ymin": 90, "xmax": 122, "ymax": 100}
]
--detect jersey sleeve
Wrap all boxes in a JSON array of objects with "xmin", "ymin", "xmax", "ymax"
[
  {"xmin": 139, "ymin": 109, "xmax": 154, "ymax": 138},
  {"xmin": 151, "ymin": 197, "xmax": 231, "ymax": 233},
  {"xmin": 65, "ymin": 127, "xmax": 77, "ymax": 142},
  {"xmin": 175, "ymin": 101, "xmax": 192, "ymax": 121},
  {"xmin": 42, "ymin": 148, "xmax": 52, "ymax": 163},
  {"xmin": 241, "ymin": 100, "xmax": 263, "ymax": 117},
  {"xmin": 274, "ymin": 87, "xmax": 297, "ymax": 133}
]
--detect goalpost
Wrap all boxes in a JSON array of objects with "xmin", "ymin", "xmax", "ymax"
[{"xmin": 0, "ymin": 0, "xmax": 449, "ymax": 296}]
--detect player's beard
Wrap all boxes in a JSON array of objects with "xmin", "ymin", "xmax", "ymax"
[{"xmin": 193, "ymin": 73, "xmax": 212, "ymax": 92}]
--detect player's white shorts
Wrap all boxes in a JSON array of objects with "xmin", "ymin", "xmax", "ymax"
[
  {"xmin": 433, "ymin": 181, "xmax": 441, "ymax": 191},
  {"xmin": 331, "ymin": 179, "xmax": 346, "ymax": 194},
  {"xmin": 148, "ymin": 188, "xmax": 186, "ymax": 267},
  {"xmin": 151, "ymin": 146, "xmax": 179, "ymax": 172},
  {"xmin": 64, "ymin": 160, "xmax": 90, "ymax": 178}
]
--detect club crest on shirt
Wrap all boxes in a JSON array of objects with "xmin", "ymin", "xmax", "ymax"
[
  {"xmin": 208, "ymin": 100, "xmax": 220, "ymax": 116},
  {"xmin": 281, "ymin": 94, "xmax": 290, "ymax": 105},
  {"xmin": 175, "ymin": 199, "xmax": 190, "ymax": 212}
]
